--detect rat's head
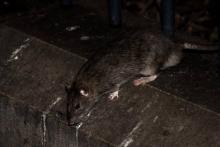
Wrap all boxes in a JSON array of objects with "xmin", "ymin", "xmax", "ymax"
[{"xmin": 66, "ymin": 81, "xmax": 97, "ymax": 126}]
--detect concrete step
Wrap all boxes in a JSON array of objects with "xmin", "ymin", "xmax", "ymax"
[
  {"xmin": 0, "ymin": 25, "xmax": 87, "ymax": 147},
  {"xmin": 1, "ymin": 25, "xmax": 220, "ymax": 147}
]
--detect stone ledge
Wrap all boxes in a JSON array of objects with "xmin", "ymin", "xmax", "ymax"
[
  {"xmin": 1, "ymin": 25, "xmax": 220, "ymax": 147},
  {"xmin": 0, "ymin": 25, "xmax": 111, "ymax": 147}
]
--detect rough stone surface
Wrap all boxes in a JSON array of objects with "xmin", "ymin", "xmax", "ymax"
[
  {"xmin": 0, "ymin": 25, "xmax": 86, "ymax": 111},
  {"xmin": 152, "ymin": 52, "xmax": 220, "ymax": 113},
  {"xmin": 0, "ymin": 25, "xmax": 113, "ymax": 147},
  {"xmin": 78, "ymin": 84, "xmax": 220, "ymax": 147},
  {"xmin": 0, "ymin": 94, "xmax": 42, "ymax": 147},
  {"xmin": 1, "ymin": 25, "xmax": 220, "ymax": 147}
]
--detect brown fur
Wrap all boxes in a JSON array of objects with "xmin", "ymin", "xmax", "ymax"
[{"xmin": 67, "ymin": 31, "xmax": 182, "ymax": 125}]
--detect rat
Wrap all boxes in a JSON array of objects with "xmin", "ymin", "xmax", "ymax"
[{"xmin": 66, "ymin": 30, "xmax": 217, "ymax": 125}]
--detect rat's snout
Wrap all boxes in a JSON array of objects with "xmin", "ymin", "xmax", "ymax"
[
  {"xmin": 66, "ymin": 90, "xmax": 83, "ymax": 125},
  {"xmin": 73, "ymin": 102, "xmax": 81, "ymax": 110},
  {"xmin": 67, "ymin": 98, "xmax": 82, "ymax": 126},
  {"xmin": 66, "ymin": 87, "xmax": 94, "ymax": 126}
]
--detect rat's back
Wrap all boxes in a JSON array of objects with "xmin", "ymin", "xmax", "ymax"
[{"xmin": 75, "ymin": 31, "xmax": 181, "ymax": 93}]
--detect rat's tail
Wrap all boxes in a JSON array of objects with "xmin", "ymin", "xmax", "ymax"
[{"xmin": 182, "ymin": 42, "xmax": 218, "ymax": 51}]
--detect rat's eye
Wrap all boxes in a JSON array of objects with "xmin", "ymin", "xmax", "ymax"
[{"xmin": 80, "ymin": 89, "xmax": 89, "ymax": 97}]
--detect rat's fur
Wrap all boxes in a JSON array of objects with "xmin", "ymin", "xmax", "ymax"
[{"xmin": 67, "ymin": 31, "xmax": 182, "ymax": 125}]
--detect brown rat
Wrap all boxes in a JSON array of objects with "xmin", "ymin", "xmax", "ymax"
[
  {"xmin": 66, "ymin": 30, "xmax": 184, "ymax": 125},
  {"xmin": 66, "ymin": 29, "xmax": 218, "ymax": 126}
]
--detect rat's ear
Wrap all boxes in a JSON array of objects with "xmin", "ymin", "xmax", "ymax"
[{"xmin": 80, "ymin": 89, "xmax": 89, "ymax": 97}]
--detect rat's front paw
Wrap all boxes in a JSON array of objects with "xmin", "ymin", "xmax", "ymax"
[{"xmin": 108, "ymin": 90, "xmax": 119, "ymax": 100}]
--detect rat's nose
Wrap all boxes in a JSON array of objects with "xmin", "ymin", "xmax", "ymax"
[
  {"xmin": 74, "ymin": 103, "xmax": 81, "ymax": 110},
  {"xmin": 67, "ymin": 109, "xmax": 79, "ymax": 126},
  {"xmin": 67, "ymin": 102, "xmax": 82, "ymax": 126}
]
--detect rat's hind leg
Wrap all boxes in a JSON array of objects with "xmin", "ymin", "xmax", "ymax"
[
  {"xmin": 133, "ymin": 65, "xmax": 159, "ymax": 86},
  {"xmin": 162, "ymin": 52, "xmax": 181, "ymax": 70},
  {"xmin": 133, "ymin": 74, "xmax": 158, "ymax": 86}
]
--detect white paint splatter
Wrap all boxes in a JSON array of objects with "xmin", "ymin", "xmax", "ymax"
[
  {"xmin": 14, "ymin": 56, "xmax": 18, "ymax": 60},
  {"xmin": 119, "ymin": 121, "xmax": 143, "ymax": 147},
  {"xmin": 24, "ymin": 38, "xmax": 30, "ymax": 42},
  {"xmin": 66, "ymin": 25, "xmax": 80, "ymax": 31},
  {"xmin": 80, "ymin": 36, "xmax": 90, "ymax": 41},
  {"xmin": 141, "ymin": 102, "xmax": 152, "ymax": 113},
  {"xmin": 120, "ymin": 138, "xmax": 134, "ymax": 147},
  {"xmin": 75, "ymin": 122, "xmax": 83, "ymax": 147},
  {"xmin": 44, "ymin": 97, "xmax": 62, "ymax": 114},
  {"xmin": 75, "ymin": 122, "xmax": 83, "ymax": 130},
  {"xmin": 41, "ymin": 97, "xmax": 62, "ymax": 146},
  {"xmin": 153, "ymin": 116, "xmax": 159, "ymax": 123},
  {"xmin": 41, "ymin": 114, "xmax": 47, "ymax": 146},
  {"xmin": 108, "ymin": 90, "xmax": 119, "ymax": 100},
  {"xmin": 129, "ymin": 121, "xmax": 142, "ymax": 135},
  {"xmin": 7, "ymin": 38, "xmax": 31, "ymax": 62},
  {"xmin": 87, "ymin": 110, "xmax": 92, "ymax": 117},
  {"xmin": 178, "ymin": 126, "xmax": 184, "ymax": 132}
]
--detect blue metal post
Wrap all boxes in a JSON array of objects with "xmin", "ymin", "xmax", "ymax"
[
  {"xmin": 161, "ymin": 0, "xmax": 175, "ymax": 38},
  {"xmin": 108, "ymin": 0, "xmax": 122, "ymax": 27}
]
